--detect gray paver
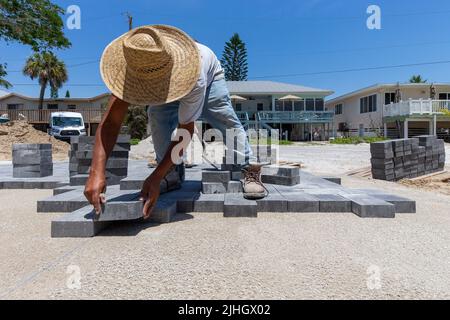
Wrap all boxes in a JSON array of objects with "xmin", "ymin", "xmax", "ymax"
[
  {"xmin": 192, "ymin": 194, "xmax": 224, "ymax": 212},
  {"xmin": 202, "ymin": 182, "xmax": 227, "ymax": 194},
  {"xmin": 224, "ymin": 194, "xmax": 257, "ymax": 217},
  {"xmin": 315, "ymin": 194, "xmax": 352, "ymax": 212},
  {"xmin": 285, "ymin": 193, "xmax": 320, "ymax": 212},
  {"xmin": 261, "ymin": 175, "xmax": 300, "ymax": 186},
  {"xmin": 344, "ymin": 194, "xmax": 396, "ymax": 218}
]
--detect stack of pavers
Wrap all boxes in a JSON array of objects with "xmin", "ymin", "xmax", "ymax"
[
  {"xmin": 12, "ymin": 144, "xmax": 53, "ymax": 178},
  {"xmin": 69, "ymin": 135, "xmax": 131, "ymax": 186},
  {"xmin": 371, "ymin": 135, "xmax": 446, "ymax": 181}
]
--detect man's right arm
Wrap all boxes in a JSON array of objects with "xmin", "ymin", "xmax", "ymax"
[{"xmin": 84, "ymin": 95, "xmax": 129, "ymax": 213}]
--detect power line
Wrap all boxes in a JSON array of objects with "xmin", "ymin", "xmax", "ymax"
[
  {"xmin": 7, "ymin": 60, "xmax": 100, "ymax": 73},
  {"xmin": 251, "ymin": 60, "xmax": 450, "ymax": 80},
  {"xmin": 9, "ymin": 59, "xmax": 450, "ymax": 86}
]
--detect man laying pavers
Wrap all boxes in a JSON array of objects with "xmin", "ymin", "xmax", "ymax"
[{"xmin": 84, "ymin": 24, "xmax": 267, "ymax": 218}]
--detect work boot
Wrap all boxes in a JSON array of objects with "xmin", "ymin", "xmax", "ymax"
[{"xmin": 242, "ymin": 164, "xmax": 267, "ymax": 200}]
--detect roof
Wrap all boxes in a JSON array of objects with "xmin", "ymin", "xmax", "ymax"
[
  {"xmin": 226, "ymin": 81, "xmax": 333, "ymax": 96},
  {"xmin": 327, "ymin": 82, "xmax": 450, "ymax": 104},
  {"xmin": 0, "ymin": 92, "xmax": 110, "ymax": 102}
]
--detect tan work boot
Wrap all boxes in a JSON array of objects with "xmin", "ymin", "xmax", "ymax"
[{"xmin": 242, "ymin": 164, "xmax": 268, "ymax": 200}]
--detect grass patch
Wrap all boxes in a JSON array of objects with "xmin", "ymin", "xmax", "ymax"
[
  {"xmin": 130, "ymin": 138, "xmax": 141, "ymax": 146},
  {"xmin": 249, "ymin": 139, "xmax": 294, "ymax": 146},
  {"xmin": 330, "ymin": 136, "xmax": 387, "ymax": 145}
]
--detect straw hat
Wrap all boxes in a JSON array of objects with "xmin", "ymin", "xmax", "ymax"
[{"xmin": 100, "ymin": 25, "xmax": 201, "ymax": 106}]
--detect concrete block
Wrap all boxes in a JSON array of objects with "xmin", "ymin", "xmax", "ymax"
[
  {"xmin": 262, "ymin": 165, "xmax": 300, "ymax": 177},
  {"xmin": 37, "ymin": 190, "xmax": 90, "ymax": 213},
  {"xmin": 224, "ymin": 194, "xmax": 257, "ymax": 217},
  {"xmin": 51, "ymin": 206, "xmax": 111, "ymax": 238},
  {"xmin": 192, "ymin": 194, "xmax": 224, "ymax": 212},
  {"xmin": 285, "ymin": 193, "xmax": 320, "ymax": 212},
  {"xmin": 12, "ymin": 151, "xmax": 52, "ymax": 165},
  {"xmin": 315, "ymin": 194, "xmax": 352, "ymax": 212},
  {"xmin": 320, "ymin": 177, "xmax": 342, "ymax": 185},
  {"xmin": 344, "ymin": 195, "xmax": 395, "ymax": 218},
  {"xmin": 227, "ymin": 181, "xmax": 243, "ymax": 193},
  {"xmin": 53, "ymin": 186, "xmax": 79, "ymax": 196},
  {"xmin": 202, "ymin": 170, "xmax": 231, "ymax": 184},
  {"xmin": 256, "ymin": 193, "xmax": 287, "ymax": 212},
  {"xmin": 12, "ymin": 143, "xmax": 51, "ymax": 151},
  {"xmin": 221, "ymin": 163, "xmax": 243, "ymax": 172},
  {"xmin": 202, "ymin": 182, "xmax": 227, "ymax": 194},
  {"xmin": 95, "ymin": 192, "xmax": 143, "ymax": 222},
  {"xmin": 231, "ymin": 171, "xmax": 243, "ymax": 181},
  {"xmin": 368, "ymin": 194, "xmax": 416, "ymax": 213},
  {"xmin": 261, "ymin": 175, "xmax": 300, "ymax": 186},
  {"xmin": 69, "ymin": 174, "xmax": 89, "ymax": 186}
]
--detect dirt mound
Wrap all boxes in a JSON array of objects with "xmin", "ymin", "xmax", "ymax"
[
  {"xmin": 0, "ymin": 121, "xmax": 69, "ymax": 161},
  {"xmin": 399, "ymin": 171, "xmax": 450, "ymax": 195}
]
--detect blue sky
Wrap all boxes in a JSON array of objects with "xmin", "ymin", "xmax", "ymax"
[{"xmin": 1, "ymin": 0, "xmax": 450, "ymax": 99}]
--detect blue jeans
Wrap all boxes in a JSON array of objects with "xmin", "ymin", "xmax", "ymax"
[{"xmin": 148, "ymin": 78, "xmax": 253, "ymax": 165}]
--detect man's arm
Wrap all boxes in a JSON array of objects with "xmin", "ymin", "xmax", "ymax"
[
  {"xmin": 140, "ymin": 122, "xmax": 195, "ymax": 218},
  {"xmin": 84, "ymin": 95, "xmax": 129, "ymax": 213}
]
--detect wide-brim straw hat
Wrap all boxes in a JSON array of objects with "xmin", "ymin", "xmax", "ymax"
[{"xmin": 100, "ymin": 25, "xmax": 201, "ymax": 106}]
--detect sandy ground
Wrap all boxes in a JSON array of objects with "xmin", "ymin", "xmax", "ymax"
[
  {"xmin": 1, "ymin": 143, "xmax": 450, "ymax": 300},
  {"xmin": 1, "ymin": 176, "xmax": 449, "ymax": 299}
]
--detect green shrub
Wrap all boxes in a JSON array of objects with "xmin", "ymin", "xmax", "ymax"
[
  {"xmin": 330, "ymin": 136, "xmax": 387, "ymax": 145},
  {"xmin": 130, "ymin": 138, "xmax": 140, "ymax": 146}
]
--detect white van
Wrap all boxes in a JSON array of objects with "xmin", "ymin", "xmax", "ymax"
[{"xmin": 49, "ymin": 112, "xmax": 86, "ymax": 140}]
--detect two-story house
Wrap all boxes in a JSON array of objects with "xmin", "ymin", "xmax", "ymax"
[{"xmin": 325, "ymin": 83, "xmax": 450, "ymax": 139}]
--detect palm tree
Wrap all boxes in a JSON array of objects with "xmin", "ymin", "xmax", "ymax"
[
  {"xmin": 0, "ymin": 64, "xmax": 12, "ymax": 89},
  {"xmin": 409, "ymin": 75, "xmax": 427, "ymax": 83},
  {"xmin": 23, "ymin": 52, "xmax": 68, "ymax": 109}
]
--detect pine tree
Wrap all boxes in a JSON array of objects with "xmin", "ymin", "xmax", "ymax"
[
  {"xmin": 221, "ymin": 33, "xmax": 248, "ymax": 81},
  {"xmin": 65, "ymin": 90, "xmax": 70, "ymax": 98}
]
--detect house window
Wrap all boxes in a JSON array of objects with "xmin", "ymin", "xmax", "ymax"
[
  {"xmin": 68, "ymin": 105, "xmax": 76, "ymax": 110},
  {"xmin": 47, "ymin": 104, "xmax": 58, "ymax": 110},
  {"xmin": 385, "ymin": 92, "xmax": 396, "ymax": 105},
  {"xmin": 294, "ymin": 100, "xmax": 304, "ymax": 111},
  {"xmin": 335, "ymin": 104, "xmax": 343, "ymax": 115},
  {"xmin": 235, "ymin": 103, "xmax": 242, "ymax": 112},
  {"xmin": 284, "ymin": 101, "xmax": 293, "ymax": 111},
  {"xmin": 439, "ymin": 93, "xmax": 450, "ymax": 100},
  {"xmin": 257, "ymin": 103, "xmax": 264, "ymax": 111},
  {"xmin": 275, "ymin": 100, "xmax": 283, "ymax": 111},
  {"xmin": 7, "ymin": 104, "xmax": 23, "ymax": 110},
  {"xmin": 360, "ymin": 94, "xmax": 377, "ymax": 114},
  {"xmin": 315, "ymin": 98, "xmax": 324, "ymax": 111},
  {"xmin": 305, "ymin": 99, "xmax": 315, "ymax": 111}
]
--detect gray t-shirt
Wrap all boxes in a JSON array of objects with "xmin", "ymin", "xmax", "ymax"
[{"xmin": 177, "ymin": 43, "xmax": 224, "ymax": 124}]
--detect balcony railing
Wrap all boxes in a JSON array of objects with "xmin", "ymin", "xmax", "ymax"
[
  {"xmin": 257, "ymin": 111, "xmax": 334, "ymax": 123},
  {"xmin": 383, "ymin": 99, "xmax": 450, "ymax": 118},
  {"xmin": 0, "ymin": 109, "xmax": 104, "ymax": 124}
]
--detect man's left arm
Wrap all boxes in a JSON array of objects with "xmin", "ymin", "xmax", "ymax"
[{"xmin": 140, "ymin": 122, "xmax": 195, "ymax": 218}]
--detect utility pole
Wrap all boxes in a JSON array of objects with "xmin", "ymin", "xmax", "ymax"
[{"xmin": 124, "ymin": 12, "xmax": 133, "ymax": 31}]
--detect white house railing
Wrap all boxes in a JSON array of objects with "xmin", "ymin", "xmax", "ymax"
[{"xmin": 383, "ymin": 99, "xmax": 450, "ymax": 117}]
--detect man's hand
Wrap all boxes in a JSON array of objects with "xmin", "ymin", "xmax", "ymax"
[
  {"xmin": 140, "ymin": 174, "xmax": 162, "ymax": 219},
  {"xmin": 84, "ymin": 172, "xmax": 107, "ymax": 215}
]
